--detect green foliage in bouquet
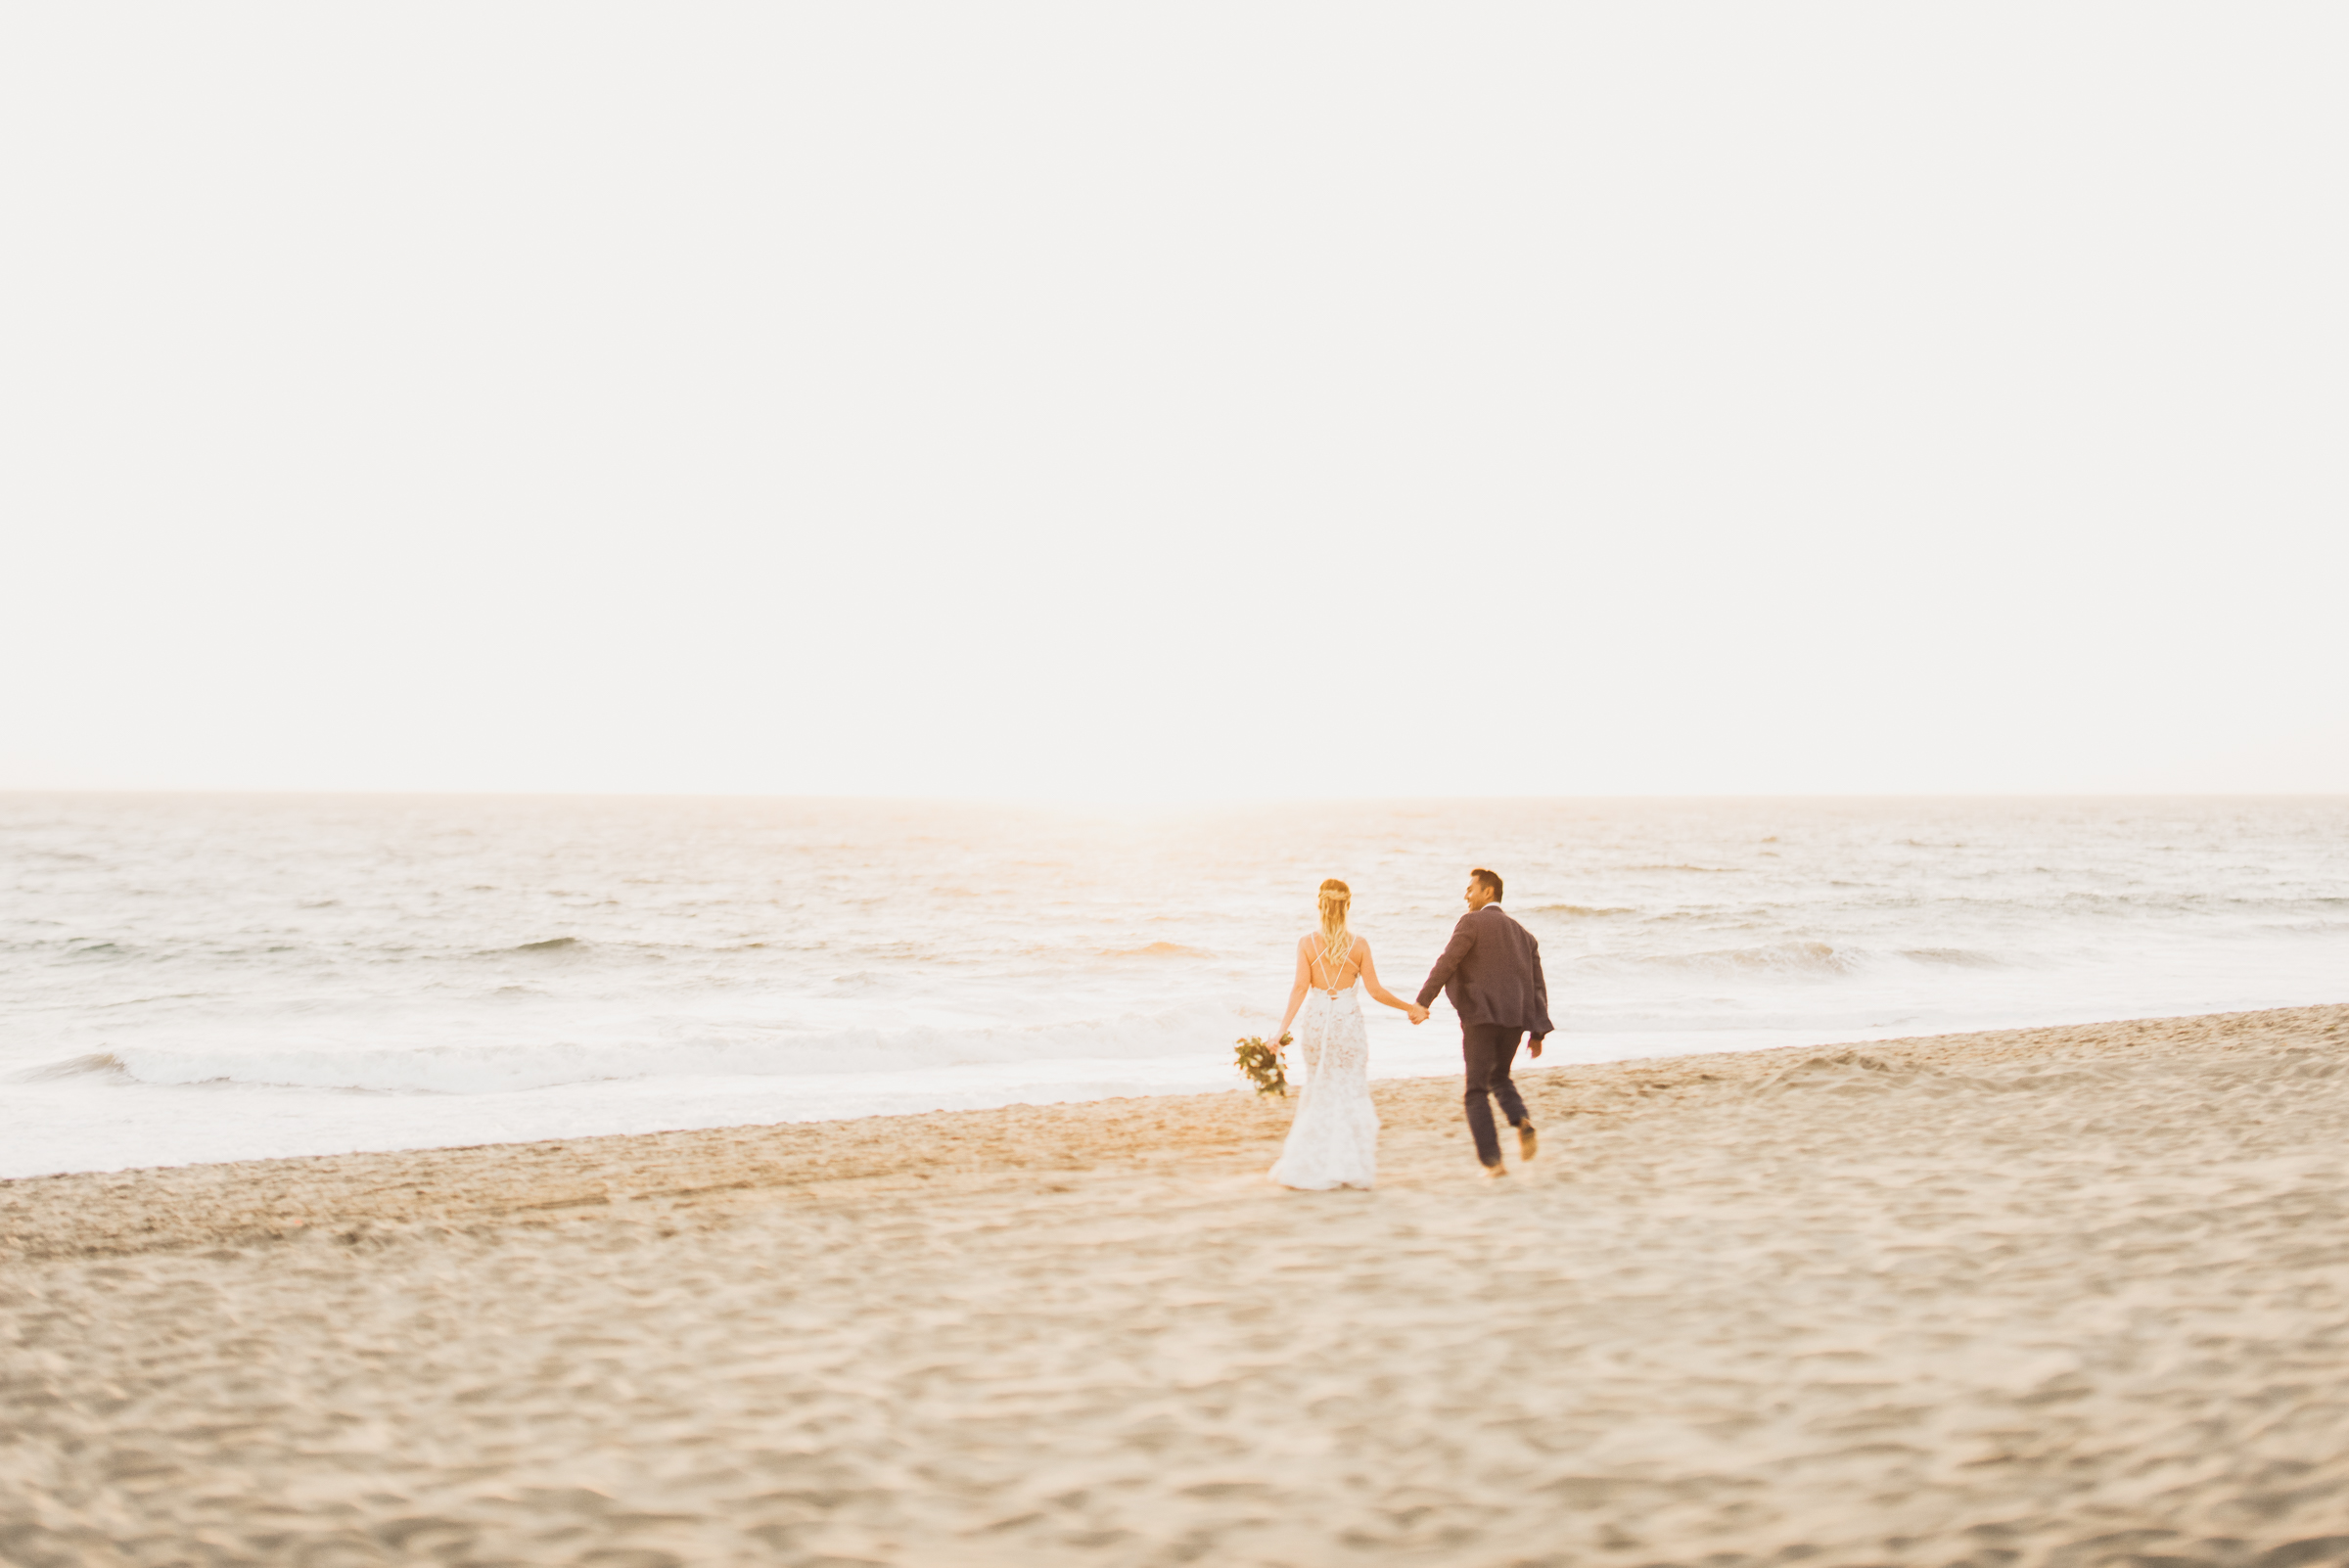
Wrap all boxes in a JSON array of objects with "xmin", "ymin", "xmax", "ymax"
[{"xmin": 1234, "ymin": 1033, "xmax": 1292, "ymax": 1096}]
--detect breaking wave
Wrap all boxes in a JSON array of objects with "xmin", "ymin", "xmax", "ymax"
[
  {"xmin": 1606, "ymin": 943, "xmax": 2007, "ymax": 978},
  {"xmin": 1900, "ymin": 947, "xmax": 2007, "ymax": 968},
  {"xmin": 1635, "ymin": 942, "xmax": 1858, "ymax": 975},
  {"xmin": 11, "ymin": 1051, "xmax": 132, "ymax": 1084}
]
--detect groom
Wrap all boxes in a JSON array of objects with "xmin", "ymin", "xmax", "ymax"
[{"xmin": 1414, "ymin": 867, "xmax": 1553, "ymax": 1178}]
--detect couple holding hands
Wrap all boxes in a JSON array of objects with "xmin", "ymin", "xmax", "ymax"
[{"xmin": 1266, "ymin": 868, "xmax": 1553, "ymax": 1190}]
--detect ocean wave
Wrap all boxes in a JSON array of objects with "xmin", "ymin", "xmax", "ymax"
[
  {"xmin": 1632, "ymin": 942, "xmax": 1857, "ymax": 975},
  {"xmin": 1604, "ymin": 943, "xmax": 2004, "ymax": 978},
  {"xmin": 1900, "ymin": 947, "xmax": 2006, "ymax": 968},
  {"xmin": 10, "ymin": 1051, "xmax": 132, "ymax": 1083},
  {"xmin": 23, "ymin": 999, "xmax": 1264, "ymax": 1095},
  {"xmin": 9, "ymin": 795, "xmax": 2347, "ymax": 1167}
]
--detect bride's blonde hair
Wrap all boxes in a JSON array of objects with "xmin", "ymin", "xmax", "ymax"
[{"xmin": 1316, "ymin": 879, "xmax": 1353, "ymax": 968}]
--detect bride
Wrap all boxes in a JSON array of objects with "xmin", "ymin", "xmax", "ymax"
[{"xmin": 1267, "ymin": 879, "xmax": 1428, "ymax": 1190}]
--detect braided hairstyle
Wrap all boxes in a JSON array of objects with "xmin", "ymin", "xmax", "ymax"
[{"xmin": 1316, "ymin": 879, "xmax": 1353, "ymax": 972}]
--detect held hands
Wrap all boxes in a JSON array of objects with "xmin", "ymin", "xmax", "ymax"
[{"xmin": 1405, "ymin": 1002, "xmax": 1430, "ymax": 1025}]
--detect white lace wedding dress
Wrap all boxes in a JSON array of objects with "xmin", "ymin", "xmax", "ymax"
[{"xmin": 1268, "ymin": 978, "xmax": 1380, "ymax": 1190}]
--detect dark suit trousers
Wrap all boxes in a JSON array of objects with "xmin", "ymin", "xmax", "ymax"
[{"xmin": 1461, "ymin": 1023, "xmax": 1532, "ymax": 1167}]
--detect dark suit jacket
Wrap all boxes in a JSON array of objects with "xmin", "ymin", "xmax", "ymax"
[{"xmin": 1417, "ymin": 904, "xmax": 1553, "ymax": 1038}]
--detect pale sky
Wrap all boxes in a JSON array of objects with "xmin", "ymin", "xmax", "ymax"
[{"xmin": 4, "ymin": 6, "xmax": 2343, "ymax": 801}]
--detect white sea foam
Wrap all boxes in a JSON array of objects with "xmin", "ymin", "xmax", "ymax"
[
  {"xmin": 11, "ymin": 998, "xmax": 1265, "ymax": 1094},
  {"xmin": 2, "ymin": 794, "xmax": 2343, "ymax": 1177}
]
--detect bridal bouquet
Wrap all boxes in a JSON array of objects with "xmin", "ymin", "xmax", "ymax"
[{"xmin": 1233, "ymin": 1033, "xmax": 1292, "ymax": 1097}]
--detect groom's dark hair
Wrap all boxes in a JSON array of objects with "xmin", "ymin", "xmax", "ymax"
[{"xmin": 1471, "ymin": 867, "xmax": 1502, "ymax": 900}]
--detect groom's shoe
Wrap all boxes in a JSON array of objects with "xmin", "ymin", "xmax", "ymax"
[{"xmin": 1517, "ymin": 1123, "xmax": 1538, "ymax": 1162}]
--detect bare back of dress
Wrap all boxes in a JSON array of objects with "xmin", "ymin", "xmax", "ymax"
[{"xmin": 1268, "ymin": 937, "xmax": 1380, "ymax": 1190}]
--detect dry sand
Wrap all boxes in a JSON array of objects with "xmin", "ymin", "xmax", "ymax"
[{"xmin": 5, "ymin": 1003, "xmax": 2349, "ymax": 1568}]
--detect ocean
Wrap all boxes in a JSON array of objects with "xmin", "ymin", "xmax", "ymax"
[{"xmin": 3, "ymin": 793, "xmax": 2342, "ymax": 1178}]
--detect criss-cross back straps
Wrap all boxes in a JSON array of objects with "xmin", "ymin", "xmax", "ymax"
[{"xmin": 1311, "ymin": 935, "xmax": 1356, "ymax": 994}]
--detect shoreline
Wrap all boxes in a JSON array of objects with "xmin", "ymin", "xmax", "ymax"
[
  {"xmin": 8, "ymin": 1001, "xmax": 2348, "ymax": 1565},
  {"xmin": 6, "ymin": 1001, "xmax": 2339, "ymax": 1263}
]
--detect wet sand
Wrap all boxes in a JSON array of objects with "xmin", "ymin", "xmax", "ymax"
[{"xmin": 5, "ymin": 1003, "xmax": 2348, "ymax": 1566}]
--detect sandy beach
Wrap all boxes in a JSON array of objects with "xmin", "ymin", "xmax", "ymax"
[{"xmin": 6, "ymin": 1003, "xmax": 2348, "ymax": 1567}]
